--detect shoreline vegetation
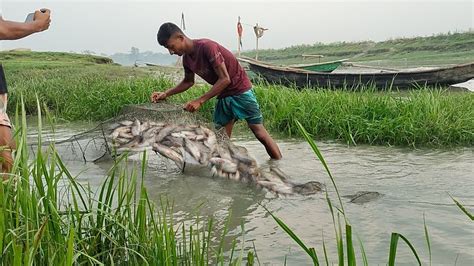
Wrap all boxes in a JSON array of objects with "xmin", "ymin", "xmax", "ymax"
[{"xmin": 1, "ymin": 102, "xmax": 471, "ymax": 265}]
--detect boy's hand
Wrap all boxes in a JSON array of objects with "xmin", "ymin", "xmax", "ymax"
[
  {"xmin": 150, "ymin": 91, "xmax": 167, "ymax": 103},
  {"xmin": 183, "ymin": 99, "xmax": 203, "ymax": 112},
  {"xmin": 33, "ymin": 9, "xmax": 51, "ymax": 32}
]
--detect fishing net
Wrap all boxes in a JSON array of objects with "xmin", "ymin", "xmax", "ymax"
[
  {"xmin": 39, "ymin": 102, "xmax": 218, "ymax": 163},
  {"xmin": 37, "ymin": 102, "xmax": 323, "ymax": 196}
]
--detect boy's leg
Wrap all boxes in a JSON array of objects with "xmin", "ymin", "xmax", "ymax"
[
  {"xmin": 224, "ymin": 119, "xmax": 236, "ymax": 138},
  {"xmin": 248, "ymin": 123, "xmax": 282, "ymax": 160}
]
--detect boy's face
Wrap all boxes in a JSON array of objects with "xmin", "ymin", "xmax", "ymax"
[{"xmin": 164, "ymin": 34, "xmax": 185, "ymax": 56}]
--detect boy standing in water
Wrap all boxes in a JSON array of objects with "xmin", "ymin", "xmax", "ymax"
[
  {"xmin": 0, "ymin": 9, "xmax": 51, "ymax": 178},
  {"xmin": 150, "ymin": 22, "xmax": 282, "ymax": 160}
]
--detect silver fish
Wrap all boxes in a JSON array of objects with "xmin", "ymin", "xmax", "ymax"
[
  {"xmin": 152, "ymin": 143, "xmax": 184, "ymax": 166},
  {"xmin": 118, "ymin": 131, "xmax": 134, "ymax": 139},
  {"xmin": 209, "ymin": 157, "xmax": 238, "ymax": 173},
  {"xmin": 149, "ymin": 121, "xmax": 166, "ymax": 127},
  {"xmin": 113, "ymin": 137, "xmax": 131, "ymax": 145},
  {"xmin": 111, "ymin": 126, "xmax": 131, "ymax": 138},
  {"xmin": 229, "ymin": 171, "xmax": 240, "ymax": 181},
  {"xmin": 343, "ymin": 191, "xmax": 383, "ymax": 204},
  {"xmin": 269, "ymin": 166, "xmax": 290, "ymax": 182},
  {"xmin": 155, "ymin": 125, "xmax": 176, "ymax": 143},
  {"xmin": 183, "ymin": 138, "xmax": 202, "ymax": 163},
  {"xmin": 131, "ymin": 119, "xmax": 141, "ymax": 136},
  {"xmin": 216, "ymin": 146, "xmax": 233, "ymax": 161},
  {"xmin": 119, "ymin": 120, "xmax": 134, "ymax": 126},
  {"xmin": 171, "ymin": 132, "xmax": 187, "ymax": 139},
  {"xmin": 143, "ymin": 126, "xmax": 161, "ymax": 141},
  {"xmin": 292, "ymin": 181, "xmax": 324, "ymax": 196}
]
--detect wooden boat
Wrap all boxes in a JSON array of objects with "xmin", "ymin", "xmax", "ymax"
[
  {"xmin": 289, "ymin": 59, "xmax": 347, "ymax": 72},
  {"xmin": 238, "ymin": 57, "xmax": 474, "ymax": 89}
]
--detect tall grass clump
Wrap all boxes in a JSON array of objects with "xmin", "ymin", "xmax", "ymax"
[
  {"xmin": 253, "ymin": 83, "xmax": 474, "ymax": 147},
  {"xmin": 0, "ymin": 98, "xmax": 252, "ymax": 265}
]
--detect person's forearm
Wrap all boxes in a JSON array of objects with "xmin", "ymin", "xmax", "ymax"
[
  {"xmin": 197, "ymin": 78, "xmax": 230, "ymax": 103},
  {"xmin": 0, "ymin": 20, "xmax": 40, "ymax": 40},
  {"xmin": 165, "ymin": 80, "xmax": 194, "ymax": 97}
]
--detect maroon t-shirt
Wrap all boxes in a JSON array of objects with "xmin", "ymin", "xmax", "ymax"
[{"xmin": 183, "ymin": 39, "xmax": 252, "ymax": 98}]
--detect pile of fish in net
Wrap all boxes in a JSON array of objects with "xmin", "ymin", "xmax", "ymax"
[
  {"xmin": 108, "ymin": 118, "xmax": 324, "ymax": 196},
  {"xmin": 44, "ymin": 102, "xmax": 324, "ymax": 196}
]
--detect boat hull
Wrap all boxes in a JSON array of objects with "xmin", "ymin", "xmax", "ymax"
[{"xmin": 247, "ymin": 61, "xmax": 474, "ymax": 89}]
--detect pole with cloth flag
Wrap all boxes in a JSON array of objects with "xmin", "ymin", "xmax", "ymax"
[
  {"xmin": 237, "ymin": 16, "xmax": 243, "ymax": 57},
  {"xmin": 253, "ymin": 23, "xmax": 268, "ymax": 60},
  {"xmin": 176, "ymin": 12, "xmax": 186, "ymax": 66}
]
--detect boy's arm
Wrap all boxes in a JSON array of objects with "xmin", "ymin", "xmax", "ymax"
[
  {"xmin": 0, "ymin": 10, "xmax": 51, "ymax": 40},
  {"xmin": 164, "ymin": 68, "xmax": 195, "ymax": 97},
  {"xmin": 151, "ymin": 68, "xmax": 195, "ymax": 102},
  {"xmin": 184, "ymin": 62, "xmax": 230, "ymax": 112},
  {"xmin": 197, "ymin": 62, "xmax": 231, "ymax": 103}
]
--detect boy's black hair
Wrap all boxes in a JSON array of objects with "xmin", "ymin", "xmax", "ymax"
[{"xmin": 157, "ymin": 22, "xmax": 184, "ymax": 46}]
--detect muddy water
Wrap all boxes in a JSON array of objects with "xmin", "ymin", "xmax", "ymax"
[{"xmin": 28, "ymin": 123, "xmax": 474, "ymax": 265}]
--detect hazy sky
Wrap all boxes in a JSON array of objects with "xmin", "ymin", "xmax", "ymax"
[{"xmin": 1, "ymin": 0, "xmax": 472, "ymax": 55}]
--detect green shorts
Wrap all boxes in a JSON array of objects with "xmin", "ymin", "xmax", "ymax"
[{"xmin": 214, "ymin": 89, "xmax": 263, "ymax": 127}]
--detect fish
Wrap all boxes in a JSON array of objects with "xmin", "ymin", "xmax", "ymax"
[
  {"xmin": 119, "ymin": 120, "xmax": 134, "ymax": 126},
  {"xmin": 118, "ymin": 131, "xmax": 134, "ymax": 140},
  {"xmin": 118, "ymin": 136, "xmax": 143, "ymax": 150},
  {"xmin": 183, "ymin": 138, "xmax": 202, "ymax": 163},
  {"xmin": 292, "ymin": 181, "xmax": 324, "ymax": 196},
  {"xmin": 228, "ymin": 144, "xmax": 256, "ymax": 166},
  {"xmin": 143, "ymin": 126, "xmax": 161, "ymax": 140},
  {"xmin": 149, "ymin": 121, "xmax": 166, "ymax": 127},
  {"xmin": 155, "ymin": 125, "xmax": 176, "ymax": 143},
  {"xmin": 131, "ymin": 119, "xmax": 141, "ymax": 136},
  {"xmin": 269, "ymin": 166, "xmax": 290, "ymax": 182},
  {"xmin": 171, "ymin": 132, "xmax": 187, "ymax": 139},
  {"xmin": 216, "ymin": 145, "xmax": 233, "ymax": 161},
  {"xmin": 201, "ymin": 126, "xmax": 217, "ymax": 149},
  {"xmin": 113, "ymin": 137, "xmax": 131, "ymax": 145},
  {"xmin": 111, "ymin": 126, "xmax": 131, "ymax": 139},
  {"xmin": 140, "ymin": 121, "xmax": 151, "ymax": 132},
  {"xmin": 228, "ymin": 171, "xmax": 240, "ymax": 181},
  {"xmin": 152, "ymin": 143, "xmax": 184, "ymax": 166},
  {"xmin": 208, "ymin": 157, "xmax": 238, "ymax": 173},
  {"xmin": 343, "ymin": 191, "xmax": 383, "ymax": 204}
]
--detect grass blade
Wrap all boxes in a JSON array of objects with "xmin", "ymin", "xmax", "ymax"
[
  {"xmin": 261, "ymin": 205, "xmax": 319, "ymax": 265},
  {"xmin": 450, "ymin": 195, "xmax": 474, "ymax": 220}
]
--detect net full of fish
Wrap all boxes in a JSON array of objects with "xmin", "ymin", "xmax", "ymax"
[{"xmin": 108, "ymin": 119, "xmax": 324, "ymax": 196}]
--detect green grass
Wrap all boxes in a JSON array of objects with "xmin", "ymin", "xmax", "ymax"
[
  {"xmin": 3, "ymin": 51, "xmax": 473, "ymax": 147},
  {"xmin": 179, "ymin": 83, "xmax": 474, "ymax": 147}
]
